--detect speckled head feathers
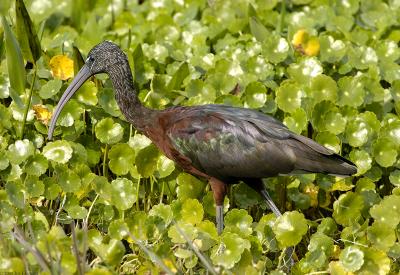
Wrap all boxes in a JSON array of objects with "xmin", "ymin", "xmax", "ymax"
[{"xmin": 85, "ymin": 41, "xmax": 128, "ymax": 74}]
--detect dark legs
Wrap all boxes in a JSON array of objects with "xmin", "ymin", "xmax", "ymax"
[
  {"xmin": 209, "ymin": 178, "xmax": 227, "ymax": 235},
  {"xmin": 245, "ymin": 179, "xmax": 295, "ymax": 270},
  {"xmin": 208, "ymin": 177, "xmax": 294, "ymax": 270}
]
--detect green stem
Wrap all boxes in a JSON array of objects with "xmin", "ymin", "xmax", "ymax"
[
  {"xmin": 277, "ymin": 0, "xmax": 286, "ymax": 34},
  {"xmin": 159, "ymin": 181, "xmax": 164, "ymax": 204},
  {"xmin": 136, "ymin": 176, "xmax": 141, "ymax": 211},
  {"xmin": 103, "ymin": 144, "xmax": 109, "ymax": 177},
  {"xmin": 20, "ymin": 67, "xmax": 37, "ymax": 139},
  {"xmin": 147, "ymin": 176, "xmax": 155, "ymax": 211}
]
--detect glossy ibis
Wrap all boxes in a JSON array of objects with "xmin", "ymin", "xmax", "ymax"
[{"xmin": 48, "ymin": 40, "xmax": 356, "ymax": 245}]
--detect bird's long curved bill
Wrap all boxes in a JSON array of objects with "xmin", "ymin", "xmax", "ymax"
[{"xmin": 48, "ymin": 65, "xmax": 91, "ymax": 140}]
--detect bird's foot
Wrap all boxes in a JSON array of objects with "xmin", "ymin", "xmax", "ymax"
[{"xmin": 281, "ymin": 246, "xmax": 295, "ymax": 273}]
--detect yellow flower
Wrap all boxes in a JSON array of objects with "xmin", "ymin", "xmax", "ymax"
[
  {"xmin": 292, "ymin": 29, "xmax": 320, "ymax": 56},
  {"xmin": 49, "ymin": 55, "xmax": 74, "ymax": 80},
  {"xmin": 32, "ymin": 104, "xmax": 52, "ymax": 125}
]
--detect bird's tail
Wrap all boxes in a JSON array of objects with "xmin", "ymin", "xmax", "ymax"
[{"xmin": 288, "ymin": 134, "xmax": 357, "ymax": 176}]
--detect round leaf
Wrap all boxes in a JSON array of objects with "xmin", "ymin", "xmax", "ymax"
[
  {"xmin": 6, "ymin": 139, "xmax": 34, "ymax": 165},
  {"xmin": 367, "ymin": 222, "xmax": 396, "ymax": 252},
  {"xmin": 333, "ymin": 192, "xmax": 364, "ymax": 226},
  {"xmin": 43, "ymin": 140, "xmax": 73, "ymax": 164},
  {"xmin": 370, "ymin": 195, "xmax": 400, "ymax": 229},
  {"xmin": 95, "ymin": 118, "xmax": 124, "ymax": 144},
  {"xmin": 108, "ymin": 143, "xmax": 135, "ymax": 175},
  {"xmin": 176, "ymin": 173, "xmax": 206, "ymax": 200},
  {"xmin": 135, "ymin": 144, "xmax": 159, "ymax": 178},
  {"xmin": 110, "ymin": 178, "xmax": 137, "ymax": 210},
  {"xmin": 181, "ymin": 198, "xmax": 204, "ymax": 225},
  {"xmin": 276, "ymin": 81, "xmax": 303, "ymax": 113},
  {"xmin": 224, "ymin": 209, "xmax": 253, "ymax": 236},
  {"xmin": 245, "ymin": 82, "xmax": 267, "ymax": 108},
  {"xmin": 272, "ymin": 211, "xmax": 308, "ymax": 247},
  {"xmin": 339, "ymin": 246, "xmax": 364, "ymax": 272},
  {"xmin": 210, "ymin": 232, "xmax": 251, "ymax": 269}
]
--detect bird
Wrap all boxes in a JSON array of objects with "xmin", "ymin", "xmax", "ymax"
[{"xmin": 48, "ymin": 41, "xmax": 356, "ymax": 263}]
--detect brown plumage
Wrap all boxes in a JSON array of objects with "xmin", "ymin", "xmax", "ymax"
[{"xmin": 48, "ymin": 41, "xmax": 357, "ymax": 267}]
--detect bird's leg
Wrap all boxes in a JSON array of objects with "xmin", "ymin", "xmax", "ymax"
[
  {"xmin": 259, "ymin": 188, "xmax": 282, "ymax": 217},
  {"xmin": 245, "ymin": 179, "xmax": 295, "ymax": 270},
  {"xmin": 209, "ymin": 178, "xmax": 227, "ymax": 235}
]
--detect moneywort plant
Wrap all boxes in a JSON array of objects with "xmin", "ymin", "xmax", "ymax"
[{"xmin": 0, "ymin": 0, "xmax": 400, "ymax": 274}]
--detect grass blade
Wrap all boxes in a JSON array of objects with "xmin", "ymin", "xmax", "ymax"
[
  {"xmin": 127, "ymin": 232, "xmax": 178, "ymax": 275},
  {"xmin": 1, "ymin": 16, "xmax": 26, "ymax": 105},
  {"xmin": 15, "ymin": 0, "xmax": 42, "ymax": 64}
]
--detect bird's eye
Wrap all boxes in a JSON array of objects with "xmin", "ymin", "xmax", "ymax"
[{"xmin": 86, "ymin": 56, "xmax": 95, "ymax": 63}]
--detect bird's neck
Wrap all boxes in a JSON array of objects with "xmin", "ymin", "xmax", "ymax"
[{"xmin": 109, "ymin": 63, "xmax": 154, "ymax": 131}]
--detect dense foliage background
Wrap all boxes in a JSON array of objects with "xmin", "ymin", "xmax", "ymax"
[{"xmin": 1, "ymin": 0, "xmax": 400, "ymax": 274}]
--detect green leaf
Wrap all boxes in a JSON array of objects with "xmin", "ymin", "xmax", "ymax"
[
  {"xmin": 39, "ymin": 79, "xmax": 62, "ymax": 99},
  {"xmin": 98, "ymin": 88, "xmax": 121, "ymax": 117},
  {"xmin": 103, "ymin": 239, "xmax": 125, "ymax": 266},
  {"xmin": 299, "ymin": 250, "xmax": 327, "ymax": 273},
  {"xmin": 1, "ymin": 16, "xmax": 25, "ymax": 103},
  {"xmin": 249, "ymin": 5, "xmax": 268, "ymax": 42},
  {"xmin": 167, "ymin": 62, "xmax": 189, "ymax": 91},
  {"xmin": 76, "ymin": 81, "xmax": 98, "ymax": 106},
  {"xmin": 156, "ymin": 155, "xmax": 175, "ymax": 178},
  {"xmin": 6, "ymin": 182, "xmax": 25, "ymax": 209},
  {"xmin": 176, "ymin": 172, "xmax": 206, "ymax": 200},
  {"xmin": 272, "ymin": 211, "xmax": 308, "ymax": 247},
  {"xmin": 128, "ymin": 134, "xmax": 152, "ymax": 154},
  {"xmin": 324, "ymin": 111, "xmax": 346, "ymax": 135},
  {"xmin": 339, "ymin": 246, "xmax": 364, "ymax": 272},
  {"xmin": 25, "ymin": 176, "xmax": 44, "ymax": 197},
  {"xmin": 168, "ymin": 221, "xmax": 196, "ymax": 244},
  {"xmin": 389, "ymin": 170, "xmax": 400, "ymax": 187},
  {"xmin": 244, "ymin": 82, "xmax": 267, "ymax": 108},
  {"xmin": 233, "ymin": 182, "xmax": 260, "ymax": 209},
  {"xmin": 135, "ymin": 144, "xmax": 159, "ymax": 178},
  {"xmin": 357, "ymin": 247, "xmax": 391, "ymax": 275},
  {"xmin": 333, "ymin": 192, "xmax": 364, "ymax": 226},
  {"xmin": 338, "ymin": 76, "xmax": 365, "ymax": 107},
  {"xmin": 108, "ymin": 143, "xmax": 135, "ymax": 176},
  {"xmin": 15, "ymin": 0, "xmax": 41, "ymax": 63},
  {"xmin": 345, "ymin": 112, "xmax": 380, "ymax": 147},
  {"xmin": 308, "ymin": 233, "xmax": 334, "ymax": 256},
  {"xmin": 43, "ymin": 140, "xmax": 73, "ymax": 164},
  {"xmin": 58, "ymin": 169, "xmax": 81, "ymax": 193},
  {"xmin": 67, "ymin": 205, "xmax": 87, "ymax": 219},
  {"xmin": 310, "ymin": 74, "xmax": 338, "ymax": 103},
  {"xmin": 108, "ymin": 219, "xmax": 129, "ymax": 240},
  {"xmin": 319, "ymin": 35, "xmax": 346, "ymax": 63},
  {"xmin": 224, "ymin": 209, "xmax": 253, "ymax": 236},
  {"xmin": 284, "ymin": 108, "xmax": 307, "ymax": 134},
  {"xmin": 95, "ymin": 118, "xmax": 124, "ymax": 144},
  {"xmin": 181, "ymin": 198, "xmax": 204, "ymax": 225},
  {"xmin": 367, "ymin": 221, "xmax": 396, "ymax": 252},
  {"xmin": 373, "ymin": 137, "xmax": 398, "ymax": 168},
  {"xmin": 276, "ymin": 81, "xmax": 303, "ymax": 113},
  {"xmin": 149, "ymin": 203, "xmax": 173, "ymax": 226},
  {"xmin": 370, "ymin": 195, "xmax": 400, "ymax": 229},
  {"xmin": 315, "ymin": 131, "xmax": 340, "ymax": 153},
  {"xmin": 6, "ymin": 139, "xmax": 34, "ymax": 165},
  {"xmin": 262, "ymin": 34, "xmax": 289, "ymax": 64},
  {"xmin": 211, "ymin": 232, "xmax": 251, "ymax": 269},
  {"xmin": 287, "ymin": 57, "xmax": 323, "ymax": 84},
  {"xmin": 110, "ymin": 178, "xmax": 137, "ymax": 210}
]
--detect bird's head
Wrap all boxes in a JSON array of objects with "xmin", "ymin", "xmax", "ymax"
[
  {"xmin": 85, "ymin": 41, "xmax": 127, "ymax": 74},
  {"xmin": 47, "ymin": 41, "xmax": 127, "ymax": 140}
]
